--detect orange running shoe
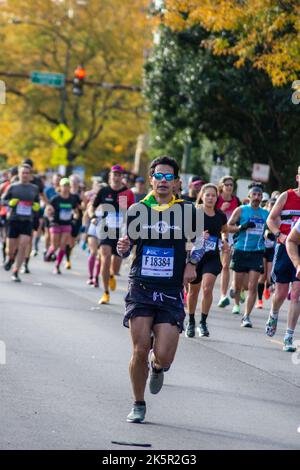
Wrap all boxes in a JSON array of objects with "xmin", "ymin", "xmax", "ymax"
[
  {"xmin": 256, "ymin": 299, "xmax": 263, "ymax": 309},
  {"xmin": 263, "ymin": 288, "xmax": 270, "ymax": 300}
]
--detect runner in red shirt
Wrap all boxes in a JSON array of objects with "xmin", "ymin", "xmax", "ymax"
[{"xmin": 266, "ymin": 166, "xmax": 300, "ymax": 352}]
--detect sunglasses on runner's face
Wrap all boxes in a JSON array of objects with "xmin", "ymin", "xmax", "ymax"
[
  {"xmin": 224, "ymin": 182, "xmax": 233, "ymax": 187},
  {"xmin": 152, "ymin": 173, "xmax": 175, "ymax": 181}
]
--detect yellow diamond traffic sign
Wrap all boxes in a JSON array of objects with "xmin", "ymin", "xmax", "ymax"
[
  {"xmin": 50, "ymin": 146, "xmax": 68, "ymax": 166},
  {"xmin": 51, "ymin": 124, "xmax": 73, "ymax": 146}
]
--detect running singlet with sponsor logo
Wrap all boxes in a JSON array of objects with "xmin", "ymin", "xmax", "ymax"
[
  {"xmin": 234, "ymin": 205, "xmax": 268, "ymax": 251},
  {"xmin": 50, "ymin": 195, "xmax": 78, "ymax": 226},
  {"xmin": 126, "ymin": 201, "xmax": 200, "ymax": 289},
  {"xmin": 92, "ymin": 186, "xmax": 135, "ymax": 236},
  {"xmin": 279, "ymin": 189, "xmax": 300, "ymax": 241},
  {"xmin": 93, "ymin": 186, "xmax": 135, "ymax": 213},
  {"xmin": 2, "ymin": 182, "xmax": 39, "ymax": 222}
]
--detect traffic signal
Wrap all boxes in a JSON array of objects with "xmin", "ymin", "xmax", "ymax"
[{"xmin": 72, "ymin": 66, "xmax": 86, "ymax": 96}]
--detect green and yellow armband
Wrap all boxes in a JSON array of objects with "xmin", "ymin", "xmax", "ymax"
[
  {"xmin": 9, "ymin": 198, "xmax": 19, "ymax": 208},
  {"xmin": 32, "ymin": 202, "xmax": 40, "ymax": 212}
]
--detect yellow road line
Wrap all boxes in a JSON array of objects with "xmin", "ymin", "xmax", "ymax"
[{"xmin": 270, "ymin": 339, "xmax": 283, "ymax": 346}]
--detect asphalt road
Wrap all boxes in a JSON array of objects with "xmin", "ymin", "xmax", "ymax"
[{"xmin": 1, "ymin": 246, "xmax": 300, "ymax": 450}]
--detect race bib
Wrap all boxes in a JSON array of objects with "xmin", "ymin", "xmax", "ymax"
[
  {"xmin": 106, "ymin": 212, "xmax": 124, "ymax": 228},
  {"xmin": 16, "ymin": 201, "xmax": 32, "ymax": 217},
  {"xmin": 247, "ymin": 217, "xmax": 265, "ymax": 236},
  {"xmin": 205, "ymin": 235, "xmax": 218, "ymax": 252},
  {"xmin": 59, "ymin": 209, "xmax": 72, "ymax": 221},
  {"xmin": 141, "ymin": 246, "xmax": 174, "ymax": 278}
]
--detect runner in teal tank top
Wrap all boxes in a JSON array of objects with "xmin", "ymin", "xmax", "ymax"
[
  {"xmin": 235, "ymin": 204, "xmax": 268, "ymax": 252},
  {"xmin": 228, "ymin": 184, "xmax": 268, "ymax": 326}
]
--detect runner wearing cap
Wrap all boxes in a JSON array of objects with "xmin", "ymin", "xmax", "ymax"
[
  {"xmin": 85, "ymin": 183, "xmax": 107, "ymax": 287},
  {"xmin": 265, "ymin": 168, "xmax": 300, "ymax": 352},
  {"xmin": 216, "ymin": 176, "xmax": 240, "ymax": 308},
  {"xmin": 44, "ymin": 178, "xmax": 81, "ymax": 274},
  {"xmin": 228, "ymin": 183, "xmax": 268, "ymax": 326},
  {"xmin": 182, "ymin": 176, "xmax": 205, "ymax": 204},
  {"xmin": 2, "ymin": 164, "xmax": 40, "ymax": 282},
  {"xmin": 91, "ymin": 164, "xmax": 135, "ymax": 304}
]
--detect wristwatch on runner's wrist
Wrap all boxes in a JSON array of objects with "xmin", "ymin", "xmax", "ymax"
[{"xmin": 187, "ymin": 256, "xmax": 198, "ymax": 266}]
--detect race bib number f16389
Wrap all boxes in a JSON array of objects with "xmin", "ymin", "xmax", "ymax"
[{"xmin": 141, "ymin": 246, "xmax": 174, "ymax": 277}]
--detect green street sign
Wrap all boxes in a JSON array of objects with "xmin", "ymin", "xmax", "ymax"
[{"xmin": 31, "ymin": 71, "xmax": 65, "ymax": 88}]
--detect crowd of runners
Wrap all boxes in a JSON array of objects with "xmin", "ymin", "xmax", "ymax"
[{"xmin": 1, "ymin": 157, "xmax": 300, "ymax": 423}]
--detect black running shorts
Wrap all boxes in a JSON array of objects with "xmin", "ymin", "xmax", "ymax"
[
  {"xmin": 99, "ymin": 238, "xmax": 120, "ymax": 257},
  {"xmin": 190, "ymin": 253, "xmax": 222, "ymax": 285},
  {"xmin": 231, "ymin": 249, "xmax": 264, "ymax": 273},
  {"xmin": 7, "ymin": 220, "xmax": 33, "ymax": 238},
  {"xmin": 124, "ymin": 282, "xmax": 185, "ymax": 333}
]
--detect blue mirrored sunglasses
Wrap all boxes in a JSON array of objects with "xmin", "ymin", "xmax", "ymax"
[{"xmin": 153, "ymin": 172, "xmax": 175, "ymax": 181}]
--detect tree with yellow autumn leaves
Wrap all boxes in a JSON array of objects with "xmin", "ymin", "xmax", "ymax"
[
  {"xmin": 0, "ymin": 0, "xmax": 151, "ymax": 174},
  {"xmin": 163, "ymin": 0, "xmax": 300, "ymax": 86}
]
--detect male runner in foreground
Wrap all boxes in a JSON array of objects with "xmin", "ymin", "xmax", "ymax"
[{"xmin": 117, "ymin": 156, "xmax": 203, "ymax": 423}]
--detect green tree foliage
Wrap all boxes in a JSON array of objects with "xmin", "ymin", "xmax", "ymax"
[{"xmin": 144, "ymin": 25, "xmax": 300, "ymax": 189}]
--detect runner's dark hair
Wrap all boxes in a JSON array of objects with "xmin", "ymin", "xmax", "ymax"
[
  {"xmin": 149, "ymin": 156, "xmax": 179, "ymax": 178},
  {"xmin": 248, "ymin": 181, "xmax": 263, "ymax": 190}
]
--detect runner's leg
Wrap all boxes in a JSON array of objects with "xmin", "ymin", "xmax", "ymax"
[
  {"xmin": 152, "ymin": 323, "xmax": 180, "ymax": 371},
  {"xmin": 129, "ymin": 316, "xmax": 153, "ymax": 402},
  {"xmin": 245, "ymin": 270, "xmax": 260, "ymax": 317}
]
